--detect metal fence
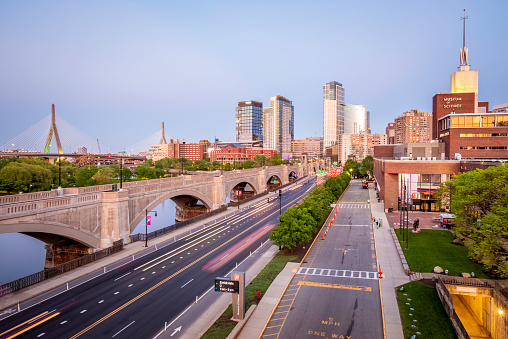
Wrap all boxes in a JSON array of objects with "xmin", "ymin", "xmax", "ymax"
[
  {"xmin": 130, "ymin": 205, "xmax": 228, "ymax": 243},
  {"xmin": 0, "ymin": 240, "xmax": 123, "ymax": 297}
]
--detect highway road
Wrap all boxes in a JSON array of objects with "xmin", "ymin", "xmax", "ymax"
[
  {"xmin": 261, "ymin": 180, "xmax": 383, "ymax": 339},
  {"xmin": 0, "ymin": 175, "xmax": 322, "ymax": 339}
]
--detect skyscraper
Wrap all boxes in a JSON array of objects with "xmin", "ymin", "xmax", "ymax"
[
  {"xmin": 394, "ymin": 109, "xmax": 432, "ymax": 144},
  {"xmin": 323, "ymin": 81, "xmax": 345, "ymax": 149},
  {"xmin": 263, "ymin": 96, "xmax": 294, "ymax": 158},
  {"xmin": 235, "ymin": 101, "xmax": 263, "ymax": 142},
  {"xmin": 344, "ymin": 104, "xmax": 370, "ymax": 134}
]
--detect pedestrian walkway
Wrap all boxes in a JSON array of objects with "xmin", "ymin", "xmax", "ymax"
[{"xmin": 369, "ymin": 186, "xmax": 409, "ymax": 339}]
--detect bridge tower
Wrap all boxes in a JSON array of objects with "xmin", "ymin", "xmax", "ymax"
[
  {"xmin": 159, "ymin": 121, "xmax": 167, "ymax": 144},
  {"xmin": 44, "ymin": 103, "xmax": 63, "ymax": 154}
]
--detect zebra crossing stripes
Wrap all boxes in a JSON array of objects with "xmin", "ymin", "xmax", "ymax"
[
  {"xmin": 297, "ymin": 267, "xmax": 378, "ymax": 280},
  {"xmin": 338, "ymin": 203, "xmax": 370, "ymax": 209}
]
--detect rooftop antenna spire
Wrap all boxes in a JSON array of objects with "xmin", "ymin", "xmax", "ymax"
[
  {"xmin": 460, "ymin": 9, "xmax": 469, "ymax": 66},
  {"xmin": 159, "ymin": 122, "xmax": 167, "ymax": 144}
]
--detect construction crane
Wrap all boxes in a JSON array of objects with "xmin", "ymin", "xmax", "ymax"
[{"xmin": 97, "ymin": 139, "xmax": 101, "ymax": 154}]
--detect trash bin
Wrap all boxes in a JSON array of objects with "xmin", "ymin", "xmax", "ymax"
[{"xmin": 388, "ymin": 208, "xmax": 393, "ymax": 213}]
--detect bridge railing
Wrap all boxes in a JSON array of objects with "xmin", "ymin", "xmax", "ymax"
[
  {"xmin": 0, "ymin": 240, "xmax": 123, "ymax": 297},
  {"xmin": 131, "ymin": 205, "xmax": 228, "ymax": 243}
]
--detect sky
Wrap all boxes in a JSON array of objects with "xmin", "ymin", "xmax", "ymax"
[{"xmin": 1, "ymin": 0, "xmax": 507, "ymax": 153}]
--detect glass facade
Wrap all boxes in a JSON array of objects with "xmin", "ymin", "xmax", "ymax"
[
  {"xmin": 323, "ymin": 81, "xmax": 345, "ymax": 149},
  {"xmin": 440, "ymin": 113, "xmax": 508, "ymax": 130},
  {"xmin": 236, "ymin": 101, "xmax": 263, "ymax": 142},
  {"xmin": 263, "ymin": 96, "xmax": 294, "ymax": 158},
  {"xmin": 398, "ymin": 173, "xmax": 451, "ymax": 212}
]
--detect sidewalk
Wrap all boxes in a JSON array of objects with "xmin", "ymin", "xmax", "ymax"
[
  {"xmin": 0, "ymin": 190, "xmax": 283, "ymax": 313},
  {"xmin": 369, "ymin": 186, "xmax": 409, "ymax": 339}
]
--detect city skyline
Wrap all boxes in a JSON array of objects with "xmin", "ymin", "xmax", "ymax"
[{"xmin": 1, "ymin": 1, "xmax": 507, "ymax": 153}]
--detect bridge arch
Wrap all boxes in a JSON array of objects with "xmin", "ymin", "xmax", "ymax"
[
  {"xmin": 0, "ymin": 221, "xmax": 99, "ymax": 248},
  {"xmin": 223, "ymin": 178, "xmax": 259, "ymax": 204},
  {"xmin": 129, "ymin": 188, "xmax": 213, "ymax": 233}
]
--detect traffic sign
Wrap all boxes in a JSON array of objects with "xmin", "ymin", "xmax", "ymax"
[{"xmin": 215, "ymin": 278, "xmax": 240, "ymax": 293}]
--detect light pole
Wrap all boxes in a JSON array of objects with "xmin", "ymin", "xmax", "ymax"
[
  {"xmin": 29, "ymin": 184, "xmax": 32, "ymax": 193},
  {"xmin": 145, "ymin": 209, "xmax": 157, "ymax": 247},
  {"xmin": 279, "ymin": 190, "xmax": 282, "ymax": 216}
]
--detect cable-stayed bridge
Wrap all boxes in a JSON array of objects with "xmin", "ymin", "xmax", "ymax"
[{"xmin": 2, "ymin": 104, "xmax": 165, "ymax": 155}]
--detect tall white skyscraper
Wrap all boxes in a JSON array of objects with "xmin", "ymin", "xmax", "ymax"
[
  {"xmin": 263, "ymin": 96, "xmax": 294, "ymax": 158},
  {"xmin": 323, "ymin": 81, "xmax": 345, "ymax": 149},
  {"xmin": 344, "ymin": 104, "xmax": 370, "ymax": 134}
]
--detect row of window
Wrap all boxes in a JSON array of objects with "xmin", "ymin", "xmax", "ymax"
[
  {"xmin": 459, "ymin": 146, "xmax": 508, "ymax": 150},
  {"xmin": 439, "ymin": 114, "xmax": 508, "ymax": 130},
  {"xmin": 459, "ymin": 133, "xmax": 507, "ymax": 137}
]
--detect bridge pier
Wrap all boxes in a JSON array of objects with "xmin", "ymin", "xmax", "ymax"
[{"xmin": 99, "ymin": 190, "xmax": 130, "ymax": 248}]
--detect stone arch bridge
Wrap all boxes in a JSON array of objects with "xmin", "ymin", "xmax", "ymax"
[{"xmin": 0, "ymin": 164, "xmax": 318, "ymax": 266}]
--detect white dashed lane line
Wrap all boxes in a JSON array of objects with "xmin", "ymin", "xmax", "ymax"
[
  {"xmin": 128, "ymin": 284, "xmax": 133, "ymax": 287},
  {"xmin": 114, "ymin": 292, "xmax": 120, "ymax": 295},
  {"xmin": 60, "ymin": 321, "xmax": 68, "ymax": 324},
  {"xmin": 162, "ymin": 266, "xmax": 166, "ymax": 268},
  {"xmin": 114, "ymin": 272, "xmax": 131, "ymax": 281},
  {"xmin": 80, "ymin": 310, "xmax": 87, "ymax": 314},
  {"xmin": 152, "ymin": 272, "xmax": 156, "ymax": 274},
  {"xmin": 37, "ymin": 333, "xmax": 45, "ymax": 337},
  {"xmin": 171, "ymin": 261, "xmax": 175, "ymax": 263},
  {"xmin": 140, "ymin": 277, "xmax": 145, "ymax": 281},
  {"xmin": 98, "ymin": 300, "xmax": 104, "ymax": 304}
]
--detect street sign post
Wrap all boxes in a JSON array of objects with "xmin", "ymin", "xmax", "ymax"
[
  {"xmin": 214, "ymin": 278, "xmax": 240, "ymax": 293},
  {"xmin": 231, "ymin": 271, "xmax": 245, "ymax": 321}
]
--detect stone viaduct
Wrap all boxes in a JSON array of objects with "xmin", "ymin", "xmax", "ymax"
[{"xmin": 0, "ymin": 164, "xmax": 317, "ymax": 265}]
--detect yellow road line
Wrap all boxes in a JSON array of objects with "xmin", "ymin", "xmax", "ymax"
[
  {"xmin": 297, "ymin": 280, "xmax": 372, "ymax": 292},
  {"xmin": 6, "ymin": 312, "xmax": 60, "ymax": 339},
  {"xmin": 71, "ymin": 188, "xmax": 306, "ymax": 339},
  {"xmin": 134, "ymin": 224, "xmax": 230, "ymax": 271},
  {"xmin": 0, "ymin": 312, "xmax": 49, "ymax": 337}
]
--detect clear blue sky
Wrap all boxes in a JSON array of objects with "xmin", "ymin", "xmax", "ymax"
[{"xmin": 1, "ymin": 1, "xmax": 507, "ymax": 153}]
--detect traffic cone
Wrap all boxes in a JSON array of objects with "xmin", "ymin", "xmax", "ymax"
[
  {"xmin": 322, "ymin": 232, "xmax": 324, "ymax": 240},
  {"xmin": 371, "ymin": 213, "xmax": 373, "ymax": 220},
  {"xmin": 379, "ymin": 264, "xmax": 383, "ymax": 278}
]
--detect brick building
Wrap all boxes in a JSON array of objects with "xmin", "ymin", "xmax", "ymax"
[
  {"xmin": 291, "ymin": 137, "xmax": 323, "ymax": 161},
  {"xmin": 209, "ymin": 145, "xmax": 276, "ymax": 163}
]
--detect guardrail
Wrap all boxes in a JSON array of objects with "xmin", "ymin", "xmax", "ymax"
[{"xmin": 0, "ymin": 240, "xmax": 123, "ymax": 297}]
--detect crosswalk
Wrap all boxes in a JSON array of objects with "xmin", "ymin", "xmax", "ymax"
[
  {"xmin": 338, "ymin": 203, "xmax": 370, "ymax": 209},
  {"xmin": 296, "ymin": 267, "xmax": 378, "ymax": 280}
]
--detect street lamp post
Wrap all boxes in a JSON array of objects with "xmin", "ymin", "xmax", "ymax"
[
  {"xmin": 145, "ymin": 209, "xmax": 157, "ymax": 247},
  {"xmin": 279, "ymin": 190, "xmax": 282, "ymax": 216},
  {"xmin": 58, "ymin": 159, "xmax": 62, "ymax": 187},
  {"xmin": 29, "ymin": 184, "xmax": 32, "ymax": 193}
]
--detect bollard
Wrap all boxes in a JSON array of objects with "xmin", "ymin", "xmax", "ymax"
[{"xmin": 196, "ymin": 295, "xmax": 198, "ymax": 303}]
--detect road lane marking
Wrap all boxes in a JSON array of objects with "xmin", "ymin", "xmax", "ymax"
[
  {"xmin": 331, "ymin": 224, "xmax": 370, "ymax": 227},
  {"xmin": 114, "ymin": 272, "xmax": 131, "ymax": 281},
  {"xmin": 297, "ymin": 280, "xmax": 372, "ymax": 291},
  {"xmin": 128, "ymin": 284, "xmax": 133, "ymax": 287},
  {"xmin": 114, "ymin": 292, "xmax": 120, "ymax": 295},
  {"xmin": 112, "ymin": 321, "xmax": 135, "ymax": 338},
  {"xmin": 134, "ymin": 224, "xmax": 231, "ymax": 271},
  {"xmin": 80, "ymin": 310, "xmax": 87, "ymax": 313},
  {"xmin": 98, "ymin": 300, "xmax": 104, "ymax": 304},
  {"xmin": 60, "ymin": 321, "xmax": 68, "ymax": 324},
  {"xmin": 181, "ymin": 279, "xmax": 194, "ymax": 288},
  {"xmin": 69, "ymin": 191, "xmax": 307, "ymax": 339},
  {"xmin": 0, "ymin": 311, "xmax": 49, "ymax": 337},
  {"xmin": 5, "ymin": 312, "xmax": 60, "ymax": 339},
  {"xmin": 140, "ymin": 278, "xmax": 145, "ymax": 280}
]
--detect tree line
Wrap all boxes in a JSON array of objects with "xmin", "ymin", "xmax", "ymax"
[
  {"xmin": 0, "ymin": 154, "xmax": 299, "ymax": 194},
  {"xmin": 269, "ymin": 171, "xmax": 351, "ymax": 251},
  {"xmin": 438, "ymin": 163, "xmax": 508, "ymax": 277}
]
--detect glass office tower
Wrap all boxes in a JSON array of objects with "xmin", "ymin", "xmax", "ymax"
[{"xmin": 235, "ymin": 101, "xmax": 263, "ymax": 142}]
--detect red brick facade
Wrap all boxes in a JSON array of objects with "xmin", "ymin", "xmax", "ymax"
[
  {"xmin": 432, "ymin": 92, "xmax": 476, "ymax": 139},
  {"xmin": 210, "ymin": 146, "xmax": 276, "ymax": 163}
]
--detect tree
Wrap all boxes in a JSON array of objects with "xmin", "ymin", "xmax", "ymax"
[
  {"xmin": 269, "ymin": 207, "xmax": 316, "ymax": 252},
  {"xmin": 122, "ymin": 167, "xmax": 133, "ymax": 181},
  {"xmin": 242, "ymin": 160, "xmax": 255, "ymax": 169},
  {"xmin": 268, "ymin": 154, "xmax": 282, "ymax": 166},
  {"xmin": 438, "ymin": 164, "xmax": 508, "ymax": 277},
  {"xmin": 75, "ymin": 166, "xmax": 98, "ymax": 187},
  {"xmin": 135, "ymin": 165, "xmax": 156, "ymax": 179},
  {"xmin": 92, "ymin": 167, "xmax": 115, "ymax": 185},
  {"xmin": 361, "ymin": 155, "xmax": 374, "ymax": 179}
]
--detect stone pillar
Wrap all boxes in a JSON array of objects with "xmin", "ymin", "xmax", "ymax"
[
  {"xmin": 282, "ymin": 165, "xmax": 289, "ymax": 185},
  {"xmin": 100, "ymin": 190, "xmax": 130, "ymax": 248},
  {"xmin": 212, "ymin": 175, "xmax": 225, "ymax": 209},
  {"xmin": 258, "ymin": 168, "xmax": 267, "ymax": 193}
]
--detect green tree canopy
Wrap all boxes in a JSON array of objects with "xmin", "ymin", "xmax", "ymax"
[
  {"xmin": 135, "ymin": 165, "xmax": 157, "ymax": 179},
  {"xmin": 269, "ymin": 207, "xmax": 317, "ymax": 252},
  {"xmin": 75, "ymin": 166, "xmax": 98, "ymax": 187},
  {"xmin": 438, "ymin": 164, "xmax": 508, "ymax": 277},
  {"xmin": 92, "ymin": 166, "xmax": 116, "ymax": 185}
]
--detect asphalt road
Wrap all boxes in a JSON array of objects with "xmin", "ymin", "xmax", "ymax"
[
  {"xmin": 0, "ymin": 176, "xmax": 320, "ymax": 339},
  {"xmin": 262, "ymin": 180, "xmax": 383, "ymax": 339}
]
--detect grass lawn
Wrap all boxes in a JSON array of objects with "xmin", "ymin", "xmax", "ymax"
[
  {"xmin": 397, "ymin": 281, "xmax": 458, "ymax": 338},
  {"xmin": 201, "ymin": 249, "xmax": 298, "ymax": 339},
  {"xmin": 396, "ymin": 229, "xmax": 488, "ymax": 278}
]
